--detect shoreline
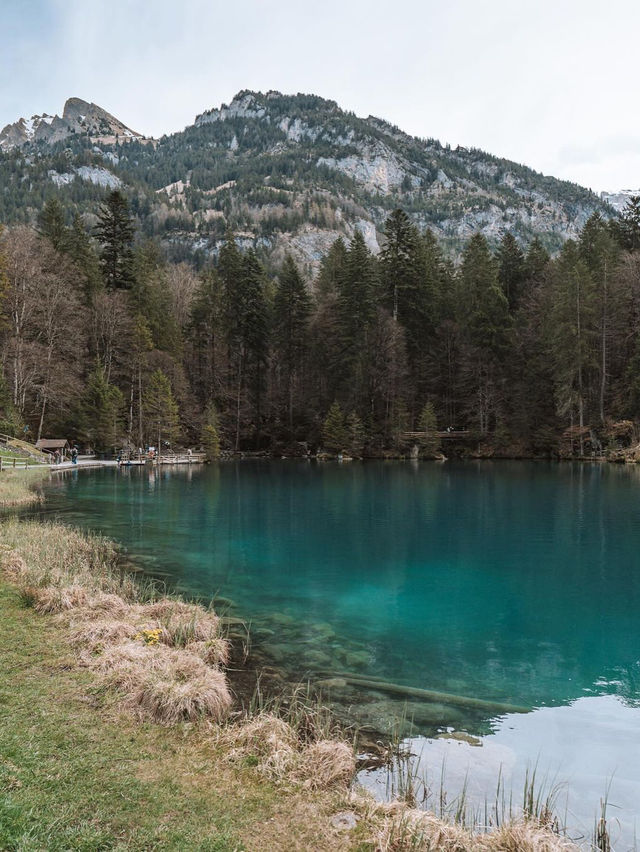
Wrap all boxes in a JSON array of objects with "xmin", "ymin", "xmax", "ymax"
[{"xmin": 0, "ymin": 467, "xmax": 608, "ymax": 849}]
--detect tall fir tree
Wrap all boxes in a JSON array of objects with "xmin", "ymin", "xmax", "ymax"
[
  {"xmin": 143, "ymin": 369, "xmax": 180, "ymax": 449},
  {"xmin": 95, "ymin": 190, "xmax": 135, "ymax": 290},
  {"xmin": 37, "ymin": 199, "xmax": 68, "ymax": 252},
  {"xmin": 547, "ymin": 240, "xmax": 597, "ymax": 452},
  {"xmin": 496, "ymin": 232, "xmax": 526, "ymax": 311},
  {"xmin": 459, "ymin": 234, "xmax": 511, "ymax": 434},
  {"xmin": 273, "ymin": 255, "xmax": 311, "ymax": 433}
]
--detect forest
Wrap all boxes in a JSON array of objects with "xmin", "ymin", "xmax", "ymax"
[{"xmin": 1, "ymin": 190, "xmax": 640, "ymax": 458}]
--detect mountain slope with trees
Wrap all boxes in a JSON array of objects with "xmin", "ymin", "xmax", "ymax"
[{"xmin": 0, "ymin": 91, "xmax": 612, "ymax": 275}]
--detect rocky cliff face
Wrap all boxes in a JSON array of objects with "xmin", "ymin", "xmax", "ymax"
[
  {"xmin": 0, "ymin": 90, "xmax": 612, "ymax": 270},
  {"xmin": 0, "ymin": 98, "xmax": 142, "ymax": 150}
]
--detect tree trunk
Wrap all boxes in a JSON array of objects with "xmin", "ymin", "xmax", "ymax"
[
  {"xmin": 600, "ymin": 259, "xmax": 608, "ymax": 425},
  {"xmin": 36, "ymin": 393, "xmax": 47, "ymax": 443}
]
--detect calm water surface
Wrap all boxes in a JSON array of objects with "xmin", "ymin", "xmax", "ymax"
[{"xmin": 38, "ymin": 460, "xmax": 640, "ymax": 844}]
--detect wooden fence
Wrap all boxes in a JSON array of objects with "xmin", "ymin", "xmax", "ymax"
[{"xmin": 0, "ymin": 457, "xmax": 32, "ymax": 471}]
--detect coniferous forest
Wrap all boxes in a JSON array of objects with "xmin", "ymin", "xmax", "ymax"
[{"xmin": 2, "ymin": 190, "xmax": 640, "ymax": 458}]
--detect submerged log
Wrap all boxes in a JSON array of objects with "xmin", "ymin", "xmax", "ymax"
[{"xmin": 318, "ymin": 671, "xmax": 528, "ymax": 715}]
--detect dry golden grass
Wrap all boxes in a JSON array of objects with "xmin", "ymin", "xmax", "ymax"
[
  {"xmin": 91, "ymin": 640, "xmax": 232, "ymax": 723},
  {"xmin": 69, "ymin": 617, "xmax": 137, "ymax": 651},
  {"xmin": 0, "ymin": 521, "xmax": 233, "ymax": 726},
  {"xmin": 0, "ymin": 468, "xmax": 47, "ymax": 506},
  {"xmin": 0, "ymin": 550, "xmax": 28, "ymax": 580},
  {"xmin": 141, "ymin": 597, "xmax": 221, "ymax": 648},
  {"xmin": 364, "ymin": 798, "xmax": 579, "ymax": 851},
  {"xmin": 220, "ymin": 713, "xmax": 356, "ymax": 793},
  {"xmin": 296, "ymin": 740, "xmax": 356, "ymax": 790},
  {"xmin": 22, "ymin": 583, "xmax": 88, "ymax": 613},
  {"xmin": 186, "ymin": 636, "xmax": 231, "ymax": 666}
]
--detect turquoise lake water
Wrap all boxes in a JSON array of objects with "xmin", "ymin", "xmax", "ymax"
[{"xmin": 36, "ymin": 460, "xmax": 640, "ymax": 841}]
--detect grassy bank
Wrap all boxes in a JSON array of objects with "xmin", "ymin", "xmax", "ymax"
[
  {"xmin": 0, "ymin": 466, "xmax": 48, "ymax": 507},
  {"xmin": 0, "ymin": 513, "xmax": 583, "ymax": 850}
]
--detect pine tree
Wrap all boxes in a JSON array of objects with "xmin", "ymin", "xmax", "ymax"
[
  {"xmin": 417, "ymin": 401, "xmax": 440, "ymax": 455},
  {"xmin": 189, "ymin": 267, "xmax": 224, "ymax": 405},
  {"xmin": 132, "ymin": 240, "xmax": 180, "ymax": 353},
  {"xmin": 315, "ymin": 237, "xmax": 347, "ymax": 299},
  {"xmin": 524, "ymin": 238, "xmax": 550, "ymax": 283},
  {"xmin": 617, "ymin": 195, "xmax": 640, "ymax": 252},
  {"xmin": 322, "ymin": 401, "xmax": 347, "ymax": 452},
  {"xmin": 66, "ymin": 215, "xmax": 102, "ymax": 300},
  {"xmin": 95, "ymin": 190, "xmax": 135, "ymax": 289},
  {"xmin": 241, "ymin": 250, "xmax": 269, "ymax": 429},
  {"xmin": 496, "ymin": 232, "xmax": 526, "ymax": 311},
  {"xmin": 37, "ymin": 199, "xmax": 67, "ymax": 252},
  {"xmin": 459, "ymin": 234, "xmax": 511, "ymax": 433},
  {"xmin": 579, "ymin": 214, "xmax": 621, "ymax": 424},
  {"xmin": 143, "ymin": 369, "xmax": 180, "ymax": 450},
  {"xmin": 78, "ymin": 363, "xmax": 124, "ymax": 450},
  {"xmin": 345, "ymin": 411, "xmax": 365, "ymax": 456},
  {"xmin": 381, "ymin": 212, "xmax": 440, "ymax": 411},
  {"xmin": 201, "ymin": 403, "xmax": 221, "ymax": 460},
  {"xmin": 335, "ymin": 229, "xmax": 378, "ymax": 405},
  {"xmin": 380, "ymin": 209, "xmax": 420, "ymax": 323},
  {"xmin": 273, "ymin": 255, "xmax": 311, "ymax": 432},
  {"xmin": 547, "ymin": 240, "xmax": 597, "ymax": 453}
]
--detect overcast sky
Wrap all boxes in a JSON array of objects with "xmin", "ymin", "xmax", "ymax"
[{"xmin": 2, "ymin": 0, "xmax": 639, "ymax": 192}]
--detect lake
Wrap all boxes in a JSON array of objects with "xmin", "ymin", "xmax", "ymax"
[{"xmin": 38, "ymin": 460, "xmax": 640, "ymax": 845}]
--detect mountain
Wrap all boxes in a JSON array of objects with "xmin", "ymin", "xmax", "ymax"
[
  {"xmin": 0, "ymin": 90, "xmax": 613, "ymax": 272},
  {"xmin": 0, "ymin": 97, "xmax": 144, "ymax": 150},
  {"xmin": 600, "ymin": 188, "xmax": 639, "ymax": 213}
]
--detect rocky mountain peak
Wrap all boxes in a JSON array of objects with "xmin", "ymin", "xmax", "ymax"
[{"xmin": 0, "ymin": 98, "xmax": 143, "ymax": 151}]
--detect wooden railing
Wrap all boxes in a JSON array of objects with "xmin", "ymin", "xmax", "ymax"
[{"xmin": 0, "ymin": 456, "xmax": 32, "ymax": 471}]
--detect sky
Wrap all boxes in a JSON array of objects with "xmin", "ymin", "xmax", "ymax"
[{"xmin": 1, "ymin": 0, "xmax": 639, "ymax": 193}]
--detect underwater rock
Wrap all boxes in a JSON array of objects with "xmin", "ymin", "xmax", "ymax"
[
  {"xmin": 307, "ymin": 621, "xmax": 336, "ymax": 639},
  {"xmin": 304, "ymin": 650, "xmax": 333, "ymax": 667},
  {"xmin": 344, "ymin": 650, "xmax": 371, "ymax": 669},
  {"xmin": 437, "ymin": 731, "xmax": 483, "ymax": 746},
  {"xmin": 212, "ymin": 596, "xmax": 235, "ymax": 609},
  {"xmin": 315, "ymin": 677, "xmax": 348, "ymax": 689},
  {"xmin": 261, "ymin": 642, "xmax": 297, "ymax": 663},
  {"xmin": 268, "ymin": 612, "xmax": 295, "ymax": 626}
]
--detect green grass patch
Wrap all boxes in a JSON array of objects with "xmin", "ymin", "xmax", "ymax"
[
  {"xmin": 0, "ymin": 580, "xmax": 358, "ymax": 851},
  {"xmin": 0, "ymin": 582, "xmax": 267, "ymax": 850}
]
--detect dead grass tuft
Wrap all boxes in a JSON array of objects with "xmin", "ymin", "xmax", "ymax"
[
  {"xmin": 141, "ymin": 598, "xmax": 220, "ymax": 648},
  {"xmin": 365, "ymin": 798, "xmax": 578, "ymax": 852},
  {"xmin": 220, "ymin": 713, "xmax": 355, "ymax": 790},
  {"xmin": 134, "ymin": 665, "xmax": 231, "ymax": 724},
  {"xmin": 70, "ymin": 618, "xmax": 137, "ymax": 651},
  {"xmin": 186, "ymin": 637, "xmax": 230, "ymax": 666},
  {"xmin": 91, "ymin": 641, "xmax": 232, "ymax": 723},
  {"xmin": 227, "ymin": 713, "xmax": 299, "ymax": 758},
  {"xmin": 22, "ymin": 584, "xmax": 89, "ymax": 613},
  {"xmin": 296, "ymin": 739, "xmax": 355, "ymax": 790},
  {"xmin": 0, "ymin": 551, "xmax": 29, "ymax": 581}
]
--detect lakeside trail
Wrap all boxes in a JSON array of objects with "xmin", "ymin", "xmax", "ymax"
[{"xmin": 0, "ymin": 470, "xmax": 584, "ymax": 851}]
